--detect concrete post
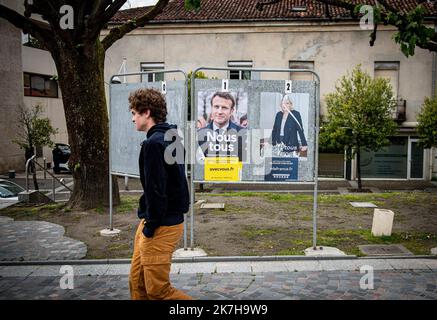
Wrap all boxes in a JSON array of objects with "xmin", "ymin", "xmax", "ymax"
[{"xmin": 371, "ymin": 209, "xmax": 395, "ymax": 237}]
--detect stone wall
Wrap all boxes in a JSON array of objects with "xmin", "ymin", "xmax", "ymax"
[{"xmin": 0, "ymin": 0, "xmax": 25, "ymax": 173}]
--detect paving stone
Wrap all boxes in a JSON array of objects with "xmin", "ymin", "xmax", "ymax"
[
  {"xmin": 215, "ymin": 262, "xmax": 252, "ymax": 273},
  {"xmin": 423, "ymin": 259, "xmax": 437, "ymax": 270},
  {"xmin": 71, "ymin": 265, "xmax": 109, "ymax": 276},
  {"xmin": 0, "ymin": 216, "xmax": 14, "ymax": 223},
  {"xmin": 30, "ymin": 266, "xmax": 66, "ymax": 277},
  {"xmin": 283, "ymin": 261, "xmax": 322, "ymax": 272},
  {"xmin": 319, "ymin": 260, "xmax": 363, "ymax": 271},
  {"xmin": 0, "ymin": 216, "xmax": 87, "ymax": 261},
  {"xmin": 105, "ymin": 264, "xmax": 131, "ymax": 275},
  {"xmin": 0, "ymin": 266, "xmax": 40, "ymax": 277},
  {"xmin": 251, "ymin": 262, "xmax": 288, "ymax": 273},
  {"xmin": 176, "ymin": 262, "xmax": 217, "ymax": 274},
  {"xmin": 386, "ymin": 259, "xmax": 431, "ymax": 270},
  {"xmin": 354, "ymin": 259, "xmax": 394, "ymax": 270}
]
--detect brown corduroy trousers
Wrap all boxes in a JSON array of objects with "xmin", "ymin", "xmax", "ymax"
[{"xmin": 129, "ymin": 220, "xmax": 192, "ymax": 300}]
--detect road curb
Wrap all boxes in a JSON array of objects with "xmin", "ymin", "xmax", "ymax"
[{"xmin": 0, "ymin": 254, "xmax": 435, "ymax": 266}]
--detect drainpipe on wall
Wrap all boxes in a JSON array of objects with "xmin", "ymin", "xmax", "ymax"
[
  {"xmin": 432, "ymin": 23, "xmax": 437, "ymax": 180},
  {"xmin": 432, "ymin": 28, "xmax": 436, "ymax": 97}
]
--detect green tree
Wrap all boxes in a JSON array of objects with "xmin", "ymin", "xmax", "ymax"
[
  {"xmin": 187, "ymin": 71, "xmax": 209, "ymax": 110},
  {"xmin": 0, "ymin": 0, "xmax": 199, "ymax": 209},
  {"xmin": 13, "ymin": 104, "xmax": 58, "ymax": 190},
  {"xmin": 417, "ymin": 95, "xmax": 437, "ymax": 149},
  {"xmin": 320, "ymin": 65, "xmax": 397, "ymax": 190}
]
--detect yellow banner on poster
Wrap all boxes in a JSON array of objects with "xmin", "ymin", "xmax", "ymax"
[{"xmin": 204, "ymin": 157, "xmax": 242, "ymax": 182}]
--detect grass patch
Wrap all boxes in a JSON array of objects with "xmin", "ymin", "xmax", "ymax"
[
  {"xmin": 253, "ymin": 228, "xmax": 437, "ymax": 256},
  {"xmin": 347, "ymin": 247, "xmax": 366, "ymax": 257},
  {"xmin": 241, "ymin": 227, "xmax": 277, "ymax": 239},
  {"xmin": 300, "ymin": 215, "xmax": 313, "ymax": 221},
  {"xmin": 211, "ymin": 209, "xmax": 227, "ymax": 216},
  {"xmin": 343, "ymin": 207, "xmax": 373, "ymax": 215},
  {"xmin": 201, "ymin": 192, "xmax": 426, "ymax": 211},
  {"xmin": 265, "ymin": 192, "xmax": 401, "ymax": 205},
  {"xmin": 71, "ymin": 215, "xmax": 82, "ymax": 223},
  {"xmin": 224, "ymin": 204, "xmax": 252, "ymax": 214},
  {"xmin": 94, "ymin": 206, "xmax": 105, "ymax": 214},
  {"xmin": 318, "ymin": 193, "xmax": 400, "ymax": 204},
  {"xmin": 0, "ymin": 202, "xmax": 67, "ymax": 220},
  {"xmin": 266, "ymin": 194, "xmax": 313, "ymax": 202},
  {"xmin": 28, "ymin": 203, "xmax": 65, "ymax": 213},
  {"xmin": 317, "ymin": 229, "xmax": 437, "ymax": 256},
  {"xmin": 278, "ymin": 234, "xmax": 313, "ymax": 255},
  {"xmin": 259, "ymin": 240, "xmax": 277, "ymax": 250},
  {"xmin": 116, "ymin": 196, "xmax": 138, "ymax": 214},
  {"xmin": 108, "ymin": 243, "xmax": 130, "ymax": 251},
  {"xmin": 277, "ymin": 248, "xmax": 307, "ymax": 255},
  {"xmin": 205, "ymin": 191, "xmax": 265, "ymax": 197}
]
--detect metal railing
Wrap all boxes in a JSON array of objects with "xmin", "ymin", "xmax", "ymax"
[{"xmin": 25, "ymin": 155, "xmax": 73, "ymax": 201}]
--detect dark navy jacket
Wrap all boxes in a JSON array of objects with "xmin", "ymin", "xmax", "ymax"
[
  {"xmin": 197, "ymin": 121, "xmax": 245, "ymax": 160},
  {"xmin": 271, "ymin": 111, "xmax": 307, "ymax": 150},
  {"xmin": 138, "ymin": 123, "xmax": 189, "ymax": 237}
]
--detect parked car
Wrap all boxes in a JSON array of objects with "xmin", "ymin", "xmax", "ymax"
[
  {"xmin": 52, "ymin": 143, "xmax": 71, "ymax": 174},
  {"xmin": 0, "ymin": 179, "xmax": 25, "ymax": 200}
]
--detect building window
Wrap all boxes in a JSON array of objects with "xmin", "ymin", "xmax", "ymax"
[
  {"xmin": 228, "ymin": 61, "xmax": 252, "ymax": 80},
  {"xmin": 289, "ymin": 61, "xmax": 314, "ymax": 81},
  {"xmin": 374, "ymin": 62, "xmax": 400, "ymax": 99},
  {"xmin": 23, "ymin": 73, "xmax": 58, "ymax": 98},
  {"xmin": 375, "ymin": 61, "xmax": 404, "ymax": 121},
  {"xmin": 140, "ymin": 62, "xmax": 164, "ymax": 82},
  {"xmin": 360, "ymin": 137, "xmax": 408, "ymax": 179}
]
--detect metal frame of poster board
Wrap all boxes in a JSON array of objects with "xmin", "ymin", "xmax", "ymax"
[
  {"xmin": 190, "ymin": 67, "xmax": 321, "ymax": 249},
  {"xmin": 108, "ymin": 70, "xmax": 190, "ymax": 250}
]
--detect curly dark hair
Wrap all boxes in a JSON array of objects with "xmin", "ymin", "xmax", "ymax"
[{"xmin": 128, "ymin": 88, "xmax": 167, "ymax": 123}]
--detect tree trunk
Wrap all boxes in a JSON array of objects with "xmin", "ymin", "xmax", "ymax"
[
  {"xmin": 53, "ymin": 40, "xmax": 120, "ymax": 209},
  {"xmin": 356, "ymin": 149, "xmax": 362, "ymax": 191}
]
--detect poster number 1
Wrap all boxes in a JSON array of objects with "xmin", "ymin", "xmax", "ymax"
[
  {"xmin": 285, "ymin": 80, "xmax": 292, "ymax": 94},
  {"xmin": 222, "ymin": 79, "xmax": 229, "ymax": 92},
  {"xmin": 161, "ymin": 81, "xmax": 167, "ymax": 94}
]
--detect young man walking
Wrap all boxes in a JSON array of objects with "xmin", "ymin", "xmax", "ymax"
[{"xmin": 128, "ymin": 88, "xmax": 192, "ymax": 300}]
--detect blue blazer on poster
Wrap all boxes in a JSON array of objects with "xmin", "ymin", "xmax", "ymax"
[{"xmin": 271, "ymin": 110, "xmax": 307, "ymax": 150}]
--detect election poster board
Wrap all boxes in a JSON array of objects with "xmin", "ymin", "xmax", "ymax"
[
  {"xmin": 193, "ymin": 79, "xmax": 316, "ymax": 183},
  {"xmin": 110, "ymin": 80, "xmax": 186, "ymax": 177}
]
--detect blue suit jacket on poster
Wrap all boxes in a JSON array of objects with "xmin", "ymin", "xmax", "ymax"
[
  {"xmin": 271, "ymin": 110, "xmax": 307, "ymax": 149},
  {"xmin": 197, "ymin": 121, "xmax": 245, "ymax": 160}
]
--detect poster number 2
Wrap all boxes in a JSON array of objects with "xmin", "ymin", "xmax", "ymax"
[{"xmin": 285, "ymin": 80, "xmax": 292, "ymax": 94}]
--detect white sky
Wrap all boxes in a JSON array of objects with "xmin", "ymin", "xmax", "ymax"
[{"xmin": 121, "ymin": 0, "xmax": 159, "ymax": 9}]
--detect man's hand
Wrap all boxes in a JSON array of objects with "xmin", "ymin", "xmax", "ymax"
[{"xmin": 142, "ymin": 224, "xmax": 155, "ymax": 238}]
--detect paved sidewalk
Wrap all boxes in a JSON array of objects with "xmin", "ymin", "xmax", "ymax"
[
  {"xmin": 1, "ymin": 258, "xmax": 436, "ymax": 300},
  {"xmin": 0, "ymin": 216, "xmax": 87, "ymax": 261}
]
